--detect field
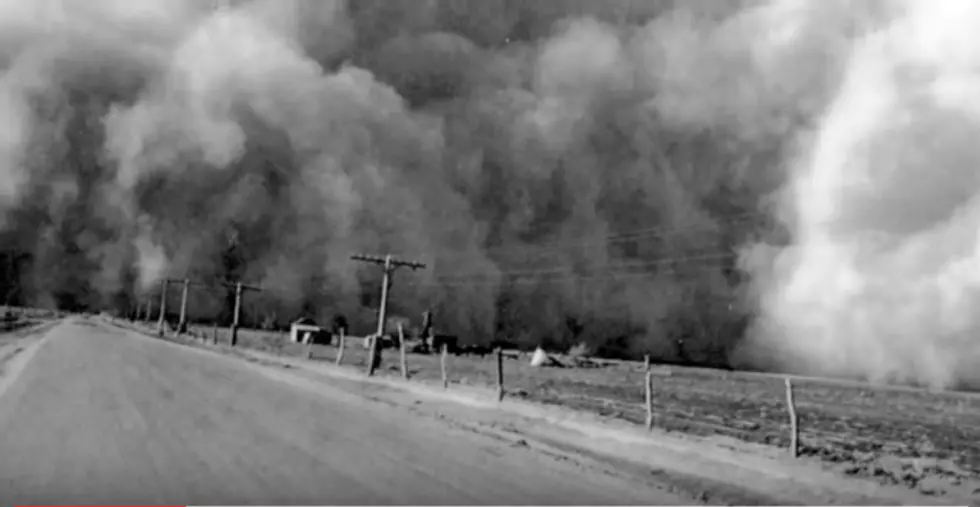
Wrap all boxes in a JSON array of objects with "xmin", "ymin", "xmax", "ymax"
[
  {"xmin": 0, "ymin": 306, "xmax": 60, "ymax": 333},
  {"xmin": 2, "ymin": 306, "xmax": 60, "ymax": 321},
  {"xmin": 0, "ymin": 309, "xmax": 57, "ymax": 377},
  {"xmin": 167, "ymin": 322, "xmax": 980, "ymax": 498}
]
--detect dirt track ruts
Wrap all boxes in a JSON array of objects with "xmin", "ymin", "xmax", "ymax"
[{"xmin": 0, "ymin": 319, "xmax": 690, "ymax": 506}]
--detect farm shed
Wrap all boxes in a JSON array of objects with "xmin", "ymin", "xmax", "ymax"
[{"xmin": 290, "ymin": 317, "xmax": 330, "ymax": 345}]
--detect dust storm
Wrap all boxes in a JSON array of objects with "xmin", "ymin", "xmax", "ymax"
[{"xmin": 0, "ymin": 0, "xmax": 974, "ymax": 389}]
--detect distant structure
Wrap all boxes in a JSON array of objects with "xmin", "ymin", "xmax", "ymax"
[{"xmin": 290, "ymin": 317, "xmax": 328, "ymax": 345}]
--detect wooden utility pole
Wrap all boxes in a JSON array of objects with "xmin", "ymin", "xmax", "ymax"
[
  {"xmin": 166, "ymin": 278, "xmax": 215, "ymax": 336},
  {"xmin": 156, "ymin": 280, "xmax": 170, "ymax": 336},
  {"xmin": 351, "ymin": 254, "xmax": 426, "ymax": 375},
  {"xmin": 143, "ymin": 296, "xmax": 152, "ymax": 323},
  {"xmin": 421, "ymin": 309, "xmax": 433, "ymax": 351},
  {"xmin": 173, "ymin": 278, "xmax": 190, "ymax": 335},
  {"xmin": 225, "ymin": 280, "xmax": 261, "ymax": 347},
  {"xmin": 231, "ymin": 282, "xmax": 243, "ymax": 346}
]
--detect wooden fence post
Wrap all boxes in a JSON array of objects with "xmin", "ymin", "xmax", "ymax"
[
  {"xmin": 785, "ymin": 377, "xmax": 799, "ymax": 458},
  {"xmin": 336, "ymin": 328, "xmax": 346, "ymax": 365},
  {"xmin": 645, "ymin": 355, "xmax": 653, "ymax": 431},
  {"xmin": 495, "ymin": 347, "xmax": 504, "ymax": 402},
  {"xmin": 156, "ymin": 279, "xmax": 169, "ymax": 337},
  {"xmin": 397, "ymin": 323, "xmax": 409, "ymax": 379},
  {"xmin": 440, "ymin": 342, "xmax": 448, "ymax": 389},
  {"xmin": 366, "ymin": 334, "xmax": 380, "ymax": 376}
]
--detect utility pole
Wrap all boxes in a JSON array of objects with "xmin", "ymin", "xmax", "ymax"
[
  {"xmin": 156, "ymin": 279, "xmax": 169, "ymax": 337},
  {"xmin": 179, "ymin": 278, "xmax": 190, "ymax": 334},
  {"xmin": 166, "ymin": 278, "xmax": 191, "ymax": 335},
  {"xmin": 166, "ymin": 278, "xmax": 219, "ymax": 336},
  {"xmin": 224, "ymin": 280, "xmax": 261, "ymax": 347},
  {"xmin": 421, "ymin": 308, "xmax": 434, "ymax": 350},
  {"xmin": 143, "ymin": 296, "xmax": 152, "ymax": 323},
  {"xmin": 351, "ymin": 253, "xmax": 426, "ymax": 375}
]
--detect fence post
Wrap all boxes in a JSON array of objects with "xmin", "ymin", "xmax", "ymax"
[
  {"xmin": 645, "ymin": 355, "xmax": 653, "ymax": 431},
  {"xmin": 785, "ymin": 378, "xmax": 799, "ymax": 458},
  {"xmin": 367, "ymin": 334, "xmax": 380, "ymax": 376},
  {"xmin": 336, "ymin": 328, "xmax": 345, "ymax": 366},
  {"xmin": 397, "ymin": 323, "xmax": 408, "ymax": 379},
  {"xmin": 495, "ymin": 347, "xmax": 504, "ymax": 402},
  {"xmin": 440, "ymin": 342, "xmax": 449, "ymax": 389},
  {"xmin": 156, "ymin": 279, "xmax": 169, "ymax": 337}
]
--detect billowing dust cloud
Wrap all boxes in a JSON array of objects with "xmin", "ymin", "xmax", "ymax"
[
  {"xmin": 0, "ymin": 0, "xmax": 975, "ymax": 388},
  {"xmin": 745, "ymin": 0, "xmax": 980, "ymax": 390}
]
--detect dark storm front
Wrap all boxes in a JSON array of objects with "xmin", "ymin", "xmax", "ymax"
[{"xmin": 0, "ymin": 0, "xmax": 780, "ymax": 377}]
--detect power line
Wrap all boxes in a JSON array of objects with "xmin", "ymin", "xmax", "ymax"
[
  {"xmin": 408, "ymin": 265, "xmax": 738, "ymax": 289},
  {"xmin": 408, "ymin": 251, "xmax": 743, "ymax": 289},
  {"xmin": 424, "ymin": 251, "xmax": 738, "ymax": 281},
  {"xmin": 507, "ymin": 213, "xmax": 759, "ymax": 253},
  {"xmin": 123, "ymin": 212, "xmax": 763, "ymax": 310},
  {"xmin": 430, "ymin": 212, "xmax": 765, "ymax": 262},
  {"xmin": 154, "ymin": 251, "xmax": 742, "ymax": 297}
]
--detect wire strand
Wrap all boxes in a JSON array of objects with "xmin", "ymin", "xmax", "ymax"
[
  {"xmin": 407, "ymin": 252, "xmax": 743, "ymax": 289},
  {"xmin": 425, "ymin": 251, "xmax": 738, "ymax": 281},
  {"xmin": 432, "ymin": 211, "xmax": 766, "ymax": 261}
]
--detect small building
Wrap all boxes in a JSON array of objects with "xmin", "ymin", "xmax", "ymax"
[{"xmin": 290, "ymin": 317, "xmax": 329, "ymax": 345}]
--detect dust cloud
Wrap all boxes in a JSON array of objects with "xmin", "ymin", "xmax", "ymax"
[
  {"xmin": 0, "ymin": 0, "xmax": 975, "ymax": 388},
  {"xmin": 744, "ymin": 0, "xmax": 980, "ymax": 390}
]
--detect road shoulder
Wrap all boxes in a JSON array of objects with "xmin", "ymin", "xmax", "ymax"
[
  {"xmin": 106, "ymin": 318, "xmax": 966, "ymax": 506},
  {"xmin": 235, "ymin": 348, "xmax": 956, "ymax": 506},
  {"xmin": 0, "ymin": 320, "xmax": 59, "ymax": 402}
]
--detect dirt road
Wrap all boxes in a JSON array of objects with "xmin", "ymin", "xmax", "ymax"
[{"xmin": 0, "ymin": 319, "xmax": 689, "ymax": 506}]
